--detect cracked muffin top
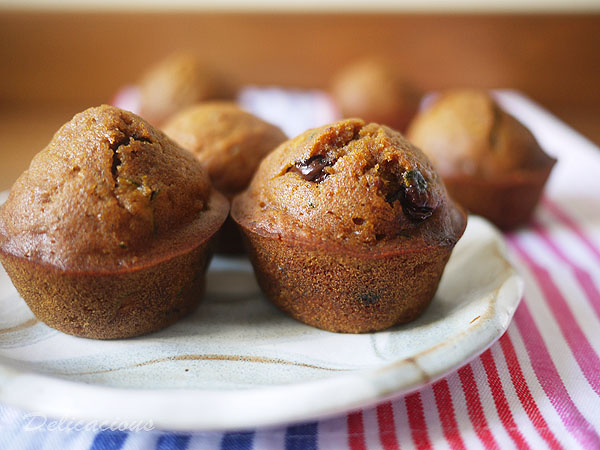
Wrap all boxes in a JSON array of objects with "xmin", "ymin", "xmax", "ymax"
[
  {"xmin": 0, "ymin": 105, "xmax": 223, "ymax": 270},
  {"xmin": 138, "ymin": 52, "xmax": 238, "ymax": 126},
  {"xmin": 232, "ymin": 119, "xmax": 466, "ymax": 250},
  {"xmin": 407, "ymin": 89, "xmax": 556, "ymax": 177},
  {"xmin": 163, "ymin": 102, "xmax": 287, "ymax": 197}
]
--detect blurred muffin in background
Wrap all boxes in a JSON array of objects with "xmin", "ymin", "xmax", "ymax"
[
  {"xmin": 138, "ymin": 52, "xmax": 238, "ymax": 126},
  {"xmin": 331, "ymin": 59, "xmax": 421, "ymax": 133},
  {"xmin": 163, "ymin": 102, "xmax": 287, "ymax": 253},
  {"xmin": 407, "ymin": 88, "xmax": 556, "ymax": 229}
]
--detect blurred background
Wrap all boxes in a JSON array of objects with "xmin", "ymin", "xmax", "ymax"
[{"xmin": 1, "ymin": 1, "xmax": 599, "ymax": 191}]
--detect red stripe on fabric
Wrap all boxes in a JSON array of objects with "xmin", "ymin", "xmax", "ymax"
[
  {"xmin": 543, "ymin": 198, "xmax": 600, "ymax": 263},
  {"xmin": 480, "ymin": 349, "xmax": 530, "ymax": 449},
  {"xmin": 432, "ymin": 380, "xmax": 467, "ymax": 450},
  {"xmin": 514, "ymin": 299, "xmax": 600, "ymax": 448},
  {"xmin": 347, "ymin": 411, "xmax": 367, "ymax": 450},
  {"xmin": 499, "ymin": 333, "xmax": 564, "ymax": 450},
  {"xmin": 510, "ymin": 237, "xmax": 600, "ymax": 396},
  {"xmin": 531, "ymin": 219, "xmax": 600, "ymax": 319},
  {"xmin": 458, "ymin": 365, "xmax": 500, "ymax": 450},
  {"xmin": 376, "ymin": 402, "xmax": 400, "ymax": 450},
  {"xmin": 405, "ymin": 393, "xmax": 432, "ymax": 450}
]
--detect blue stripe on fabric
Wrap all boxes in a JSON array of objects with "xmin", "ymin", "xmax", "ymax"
[
  {"xmin": 220, "ymin": 431, "xmax": 255, "ymax": 450},
  {"xmin": 156, "ymin": 433, "xmax": 191, "ymax": 450},
  {"xmin": 89, "ymin": 430, "xmax": 128, "ymax": 450},
  {"xmin": 285, "ymin": 422, "xmax": 318, "ymax": 450}
]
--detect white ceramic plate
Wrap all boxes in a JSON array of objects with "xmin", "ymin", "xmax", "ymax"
[{"xmin": 0, "ymin": 188, "xmax": 522, "ymax": 430}]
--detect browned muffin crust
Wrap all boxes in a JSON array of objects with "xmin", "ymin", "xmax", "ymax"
[
  {"xmin": 0, "ymin": 105, "xmax": 215, "ymax": 270},
  {"xmin": 138, "ymin": 52, "xmax": 238, "ymax": 126},
  {"xmin": 331, "ymin": 59, "xmax": 421, "ymax": 133},
  {"xmin": 232, "ymin": 119, "xmax": 466, "ymax": 333},
  {"xmin": 407, "ymin": 89, "xmax": 556, "ymax": 229},
  {"xmin": 0, "ymin": 105, "xmax": 229, "ymax": 338},
  {"xmin": 234, "ymin": 118, "xmax": 464, "ymax": 251},
  {"xmin": 0, "ymin": 241, "xmax": 212, "ymax": 339},
  {"xmin": 163, "ymin": 102, "xmax": 287, "ymax": 196}
]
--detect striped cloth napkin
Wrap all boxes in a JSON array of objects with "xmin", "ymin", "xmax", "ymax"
[{"xmin": 1, "ymin": 90, "xmax": 599, "ymax": 449}]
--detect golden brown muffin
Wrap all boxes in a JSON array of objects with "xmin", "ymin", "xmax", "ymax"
[
  {"xmin": 331, "ymin": 59, "xmax": 421, "ymax": 133},
  {"xmin": 232, "ymin": 119, "xmax": 466, "ymax": 333},
  {"xmin": 0, "ymin": 105, "xmax": 229, "ymax": 339},
  {"xmin": 163, "ymin": 102, "xmax": 287, "ymax": 196},
  {"xmin": 163, "ymin": 102, "xmax": 287, "ymax": 253},
  {"xmin": 138, "ymin": 52, "xmax": 238, "ymax": 126},
  {"xmin": 407, "ymin": 89, "xmax": 556, "ymax": 229}
]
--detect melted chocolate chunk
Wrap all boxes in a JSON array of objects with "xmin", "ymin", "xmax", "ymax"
[
  {"xmin": 378, "ymin": 168, "xmax": 434, "ymax": 221},
  {"xmin": 400, "ymin": 169, "xmax": 434, "ymax": 221},
  {"xmin": 288, "ymin": 155, "xmax": 332, "ymax": 183}
]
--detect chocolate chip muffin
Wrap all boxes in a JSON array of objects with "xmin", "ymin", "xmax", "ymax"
[
  {"xmin": 407, "ymin": 89, "xmax": 556, "ymax": 229},
  {"xmin": 232, "ymin": 119, "xmax": 466, "ymax": 333},
  {"xmin": 331, "ymin": 59, "xmax": 421, "ymax": 133},
  {"xmin": 163, "ymin": 102, "xmax": 287, "ymax": 253},
  {"xmin": 138, "ymin": 52, "xmax": 238, "ymax": 126},
  {"xmin": 0, "ymin": 105, "xmax": 229, "ymax": 339}
]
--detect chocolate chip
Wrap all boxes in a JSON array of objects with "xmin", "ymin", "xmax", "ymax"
[
  {"xmin": 401, "ymin": 170, "xmax": 434, "ymax": 221},
  {"xmin": 288, "ymin": 155, "xmax": 333, "ymax": 183},
  {"xmin": 377, "ymin": 167, "xmax": 435, "ymax": 221}
]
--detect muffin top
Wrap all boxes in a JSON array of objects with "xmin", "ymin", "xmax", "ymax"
[
  {"xmin": 163, "ymin": 102, "xmax": 287, "ymax": 196},
  {"xmin": 0, "ymin": 105, "xmax": 225, "ymax": 271},
  {"xmin": 331, "ymin": 59, "xmax": 421, "ymax": 132},
  {"xmin": 407, "ymin": 89, "xmax": 556, "ymax": 177},
  {"xmin": 232, "ymin": 119, "xmax": 465, "ymax": 251},
  {"xmin": 138, "ymin": 52, "xmax": 237, "ymax": 125}
]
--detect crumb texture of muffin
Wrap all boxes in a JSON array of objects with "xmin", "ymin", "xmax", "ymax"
[
  {"xmin": 0, "ymin": 105, "xmax": 229, "ymax": 338},
  {"xmin": 163, "ymin": 102, "xmax": 287, "ymax": 196},
  {"xmin": 138, "ymin": 52, "xmax": 238, "ymax": 126},
  {"xmin": 407, "ymin": 89, "xmax": 556, "ymax": 229},
  {"xmin": 233, "ymin": 119, "xmax": 466, "ymax": 333},
  {"xmin": 331, "ymin": 59, "xmax": 421, "ymax": 133}
]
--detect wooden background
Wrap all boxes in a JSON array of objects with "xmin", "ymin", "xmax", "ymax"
[{"xmin": 1, "ymin": 11, "xmax": 599, "ymax": 190}]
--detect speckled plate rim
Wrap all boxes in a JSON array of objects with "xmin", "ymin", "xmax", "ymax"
[{"xmin": 0, "ymin": 211, "xmax": 523, "ymax": 432}]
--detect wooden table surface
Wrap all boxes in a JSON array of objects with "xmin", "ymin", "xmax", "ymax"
[{"xmin": 1, "ymin": 11, "xmax": 599, "ymax": 192}]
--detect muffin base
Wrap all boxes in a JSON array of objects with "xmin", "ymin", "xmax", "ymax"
[
  {"xmin": 240, "ymin": 229, "xmax": 461, "ymax": 334},
  {"xmin": 0, "ymin": 190, "xmax": 229, "ymax": 340},
  {"xmin": 444, "ymin": 165, "xmax": 554, "ymax": 230},
  {"xmin": 1, "ymin": 237, "xmax": 216, "ymax": 339},
  {"xmin": 0, "ymin": 239, "xmax": 213, "ymax": 339}
]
